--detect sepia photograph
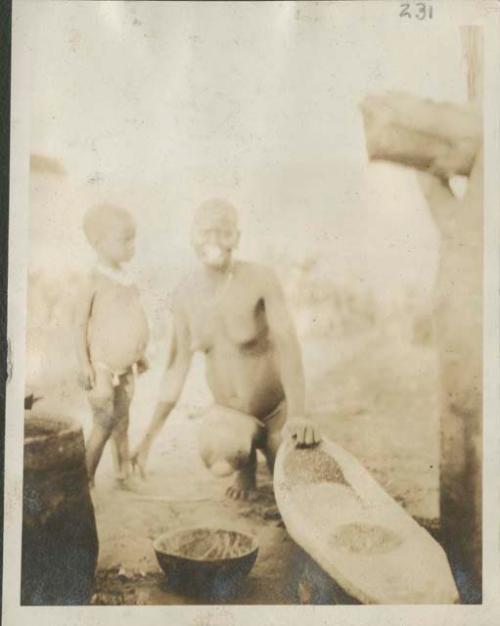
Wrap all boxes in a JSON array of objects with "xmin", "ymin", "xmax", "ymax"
[{"xmin": 3, "ymin": 0, "xmax": 500, "ymax": 621}]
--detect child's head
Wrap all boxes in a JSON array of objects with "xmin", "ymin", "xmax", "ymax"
[{"xmin": 83, "ymin": 204, "xmax": 136, "ymax": 265}]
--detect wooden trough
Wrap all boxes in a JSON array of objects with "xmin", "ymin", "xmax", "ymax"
[{"xmin": 274, "ymin": 438, "xmax": 459, "ymax": 605}]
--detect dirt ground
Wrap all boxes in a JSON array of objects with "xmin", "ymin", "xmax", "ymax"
[{"xmin": 30, "ymin": 320, "xmax": 440, "ymax": 605}]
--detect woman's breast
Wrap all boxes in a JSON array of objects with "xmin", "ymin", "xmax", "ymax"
[{"xmin": 222, "ymin": 298, "xmax": 269, "ymax": 353}]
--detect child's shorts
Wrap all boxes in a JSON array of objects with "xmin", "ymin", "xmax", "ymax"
[{"xmin": 87, "ymin": 364, "xmax": 135, "ymax": 431}]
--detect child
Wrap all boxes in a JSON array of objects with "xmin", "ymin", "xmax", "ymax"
[{"xmin": 76, "ymin": 204, "xmax": 149, "ymax": 489}]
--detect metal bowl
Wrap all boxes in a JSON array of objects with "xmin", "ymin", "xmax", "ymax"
[{"xmin": 153, "ymin": 527, "xmax": 259, "ymax": 600}]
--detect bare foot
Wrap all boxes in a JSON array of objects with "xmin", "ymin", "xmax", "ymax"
[
  {"xmin": 114, "ymin": 476, "xmax": 140, "ymax": 492},
  {"xmin": 226, "ymin": 471, "xmax": 256, "ymax": 501}
]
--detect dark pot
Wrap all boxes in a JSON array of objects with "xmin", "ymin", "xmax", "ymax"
[{"xmin": 21, "ymin": 415, "xmax": 99, "ymax": 605}]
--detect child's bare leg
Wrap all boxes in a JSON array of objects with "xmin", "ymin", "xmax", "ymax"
[
  {"xmin": 112, "ymin": 421, "xmax": 130, "ymax": 481},
  {"xmin": 110, "ymin": 436, "xmax": 121, "ymax": 478},
  {"xmin": 112, "ymin": 371, "xmax": 135, "ymax": 489},
  {"xmin": 86, "ymin": 423, "xmax": 113, "ymax": 485},
  {"xmin": 86, "ymin": 369, "xmax": 115, "ymax": 485},
  {"xmin": 226, "ymin": 446, "xmax": 257, "ymax": 500}
]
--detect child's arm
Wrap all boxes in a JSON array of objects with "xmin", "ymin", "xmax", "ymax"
[
  {"xmin": 74, "ymin": 276, "xmax": 96, "ymax": 390},
  {"xmin": 136, "ymin": 355, "xmax": 149, "ymax": 374}
]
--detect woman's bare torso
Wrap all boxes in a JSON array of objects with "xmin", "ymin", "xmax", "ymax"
[
  {"xmin": 87, "ymin": 273, "xmax": 149, "ymax": 372},
  {"xmin": 183, "ymin": 262, "xmax": 284, "ymax": 419}
]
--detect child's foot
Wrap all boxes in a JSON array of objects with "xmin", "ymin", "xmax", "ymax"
[{"xmin": 114, "ymin": 475, "xmax": 140, "ymax": 492}]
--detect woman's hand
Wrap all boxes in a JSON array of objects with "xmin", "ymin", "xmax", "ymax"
[
  {"xmin": 285, "ymin": 417, "xmax": 321, "ymax": 447},
  {"xmin": 130, "ymin": 446, "xmax": 148, "ymax": 480}
]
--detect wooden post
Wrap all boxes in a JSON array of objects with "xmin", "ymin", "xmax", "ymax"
[
  {"xmin": 360, "ymin": 26, "xmax": 483, "ymax": 602},
  {"xmin": 434, "ymin": 25, "xmax": 483, "ymax": 603},
  {"xmin": 430, "ymin": 151, "xmax": 483, "ymax": 603},
  {"xmin": 461, "ymin": 25, "xmax": 483, "ymax": 106}
]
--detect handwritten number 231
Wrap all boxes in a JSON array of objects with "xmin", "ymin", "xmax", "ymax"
[{"xmin": 400, "ymin": 3, "xmax": 434, "ymax": 20}]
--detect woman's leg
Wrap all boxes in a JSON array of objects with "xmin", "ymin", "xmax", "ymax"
[
  {"xmin": 262, "ymin": 403, "xmax": 287, "ymax": 474},
  {"xmin": 226, "ymin": 446, "xmax": 257, "ymax": 500}
]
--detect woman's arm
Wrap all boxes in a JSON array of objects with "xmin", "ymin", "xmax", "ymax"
[
  {"xmin": 131, "ymin": 302, "xmax": 192, "ymax": 475},
  {"xmin": 262, "ymin": 269, "xmax": 319, "ymax": 447}
]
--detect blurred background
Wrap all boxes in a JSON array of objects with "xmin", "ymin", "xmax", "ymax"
[{"xmin": 25, "ymin": 2, "xmax": 472, "ymax": 523}]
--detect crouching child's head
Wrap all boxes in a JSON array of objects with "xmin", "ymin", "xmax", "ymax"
[{"xmin": 198, "ymin": 408, "xmax": 262, "ymax": 478}]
